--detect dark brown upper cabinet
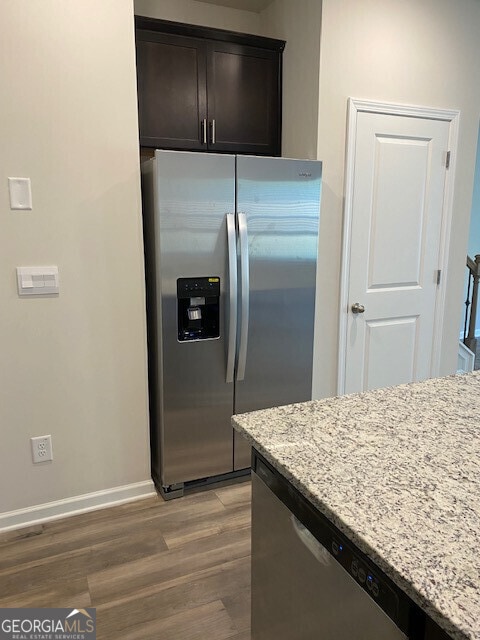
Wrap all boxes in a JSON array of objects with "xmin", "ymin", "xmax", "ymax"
[{"xmin": 135, "ymin": 17, "xmax": 285, "ymax": 156}]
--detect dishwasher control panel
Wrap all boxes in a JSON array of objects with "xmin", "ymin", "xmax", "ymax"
[
  {"xmin": 253, "ymin": 452, "xmax": 417, "ymax": 637},
  {"xmin": 331, "ymin": 537, "xmax": 399, "ymax": 621}
]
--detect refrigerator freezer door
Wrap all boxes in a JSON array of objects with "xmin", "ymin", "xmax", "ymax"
[
  {"xmin": 234, "ymin": 156, "xmax": 321, "ymax": 469},
  {"xmin": 151, "ymin": 150, "xmax": 236, "ymax": 488}
]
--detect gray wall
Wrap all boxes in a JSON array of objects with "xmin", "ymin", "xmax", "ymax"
[
  {"xmin": 0, "ymin": 0, "xmax": 151, "ymax": 517},
  {"xmin": 313, "ymin": 0, "xmax": 480, "ymax": 397}
]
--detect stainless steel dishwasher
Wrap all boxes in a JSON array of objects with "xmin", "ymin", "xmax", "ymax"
[{"xmin": 251, "ymin": 452, "xmax": 450, "ymax": 640}]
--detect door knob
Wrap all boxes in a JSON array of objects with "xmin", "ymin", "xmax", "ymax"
[{"xmin": 351, "ymin": 302, "xmax": 365, "ymax": 314}]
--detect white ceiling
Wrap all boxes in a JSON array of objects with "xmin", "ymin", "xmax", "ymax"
[{"xmin": 194, "ymin": 0, "xmax": 274, "ymax": 13}]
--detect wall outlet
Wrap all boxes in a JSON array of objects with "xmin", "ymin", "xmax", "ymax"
[{"xmin": 31, "ymin": 435, "xmax": 53, "ymax": 464}]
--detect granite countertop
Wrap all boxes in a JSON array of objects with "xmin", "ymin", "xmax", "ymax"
[{"xmin": 232, "ymin": 372, "xmax": 480, "ymax": 640}]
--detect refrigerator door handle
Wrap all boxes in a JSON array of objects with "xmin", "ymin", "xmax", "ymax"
[
  {"xmin": 237, "ymin": 212, "xmax": 249, "ymax": 381},
  {"xmin": 226, "ymin": 213, "xmax": 237, "ymax": 383}
]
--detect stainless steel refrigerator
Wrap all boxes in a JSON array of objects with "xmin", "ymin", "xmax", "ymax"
[{"xmin": 142, "ymin": 150, "xmax": 321, "ymax": 498}]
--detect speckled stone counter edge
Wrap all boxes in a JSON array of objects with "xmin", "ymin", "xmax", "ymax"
[{"xmin": 232, "ymin": 373, "xmax": 480, "ymax": 640}]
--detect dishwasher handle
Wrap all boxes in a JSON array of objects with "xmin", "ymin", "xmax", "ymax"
[{"xmin": 291, "ymin": 515, "xmax": 332, "ymax": 566}]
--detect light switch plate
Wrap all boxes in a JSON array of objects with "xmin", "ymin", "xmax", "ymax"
[
  {"xmin": 8, "ymin": 177, "xmax": 32, "ymax": 210},
  {"xmin": 17, "ymin": 266, "xmax": 59, "ymax": 296}
]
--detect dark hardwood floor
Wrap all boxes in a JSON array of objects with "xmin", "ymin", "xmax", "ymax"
[{"xmin": 0, "ymin": 481, "xmax": 252, "ymax": 640}]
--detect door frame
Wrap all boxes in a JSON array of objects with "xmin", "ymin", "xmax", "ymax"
[{"xmin": 337, "ymin": 98, "xmax": 460, "ymax": 395}]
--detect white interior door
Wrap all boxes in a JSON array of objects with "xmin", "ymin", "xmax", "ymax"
[{"xmin": 340, "ymin": 101, "xmax": 457, "ymax": 394}]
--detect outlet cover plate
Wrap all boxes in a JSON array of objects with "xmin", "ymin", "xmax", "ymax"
[{"xmin": 31, "ymin": 435, "xmax": 53, "ymax": 464}]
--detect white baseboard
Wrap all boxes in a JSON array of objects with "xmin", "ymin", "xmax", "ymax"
[{"xmin": 0, "ymin": 480, "xmax": 156, "ymax": 533}]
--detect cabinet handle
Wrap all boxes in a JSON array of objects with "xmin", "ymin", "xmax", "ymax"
[
  {"xmin": 211, "ymin": 119, "xmax": 216, "ymax": 144},
  {"xmin": 202, "ymin": 118, "xmax": 207, "ymax": 144}
]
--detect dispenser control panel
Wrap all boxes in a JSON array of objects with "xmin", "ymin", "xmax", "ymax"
[{"xmin": 177, "ymin": 277, "xmax": 220, "ymax": 342}]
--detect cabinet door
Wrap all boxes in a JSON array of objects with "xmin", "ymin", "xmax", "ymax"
[
  {"xmin": 136, "ymin": 32, "xmax": 208, "ymax": 150},
  {"xmin": 206, "ymin": 41, "xmax": 281, "ymax": 156}
]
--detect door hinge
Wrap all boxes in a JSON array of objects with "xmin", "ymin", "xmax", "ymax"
[
  {"xmin": 446, "ymin": 151, "xmax": 451, "ymax": 169},
  {"xmin": 436, "ymin": 269, "xmax": 442, "ymax": 285}
]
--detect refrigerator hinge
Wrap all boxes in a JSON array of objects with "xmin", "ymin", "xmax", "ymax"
[{"xmin": 446, "ymin": 151, "xmax": 451, "ymax": 169}]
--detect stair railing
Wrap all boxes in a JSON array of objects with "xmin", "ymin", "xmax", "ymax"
[{"xmin": 464, "ymin": 254, "xmax": 480, "ymax": 352}]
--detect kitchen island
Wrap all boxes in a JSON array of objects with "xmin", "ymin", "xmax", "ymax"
[{"xmin": 232, "ymin": 372, "xmax": 480, "ymax": 640}]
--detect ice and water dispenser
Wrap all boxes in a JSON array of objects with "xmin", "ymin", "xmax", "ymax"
[{"xmin": 177, "ymin": 277, "xmax": 220, "ymax": 342}]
